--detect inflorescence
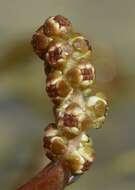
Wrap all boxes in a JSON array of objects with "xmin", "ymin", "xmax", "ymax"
[{"xmin": 32, "ymin": 15, "xmax": 108, "ymax": 176}]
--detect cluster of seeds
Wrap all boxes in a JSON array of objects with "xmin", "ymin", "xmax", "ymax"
[{"xmin": 32, "ymin": 15, "xmax": 108, "ymax": 175}]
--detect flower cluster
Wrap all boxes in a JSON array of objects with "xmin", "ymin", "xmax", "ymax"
[{"xmin": 32, "ymin": 15, "xmax": 108, "ymax": 175}]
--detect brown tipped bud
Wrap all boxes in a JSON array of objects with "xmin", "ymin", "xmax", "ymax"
[
  {"xmin": 44, "ymin": 135, "xmax": 68, "ymax": 161},
  {"xmin": 46, "ymin": 84, "xmax": 59, "ymax": 98},
  {"xmin": 46, "ymin": 71, "xmax": 61, "ymax": 98},
  {"xmin": 57, "ymin": 103, "xmax": 88, "ymax": 137},
  {"xmin": 57, "ymin": 103, "xmax": 82, "ymax": 126},
  {"xmin": 43, "ymin": 123, "xmax": 58, "ymax": 150},
  {"xmin": 44, "ymin": 15, "xmax": 72, "ymax": 37},
  {"xmin": 78, "ymin": 62, "xmax": 95, "ymax": 87},
  {"xmin": 66, "ymin": 61, "xmax": 95, "ymax": 88},
  {"xmin": 46, "ymin": 71, "xmax": 73, "ymax": 104},
  {"xmin": 46, "ymin": 44, "xmax": 63, "ymax": 67},
  {"xmin": 45, "ymin": 42, "xmax": 73, "ymax": 68},
  {"xmin": 50, "ymin": 137, "xmax": 67, "ymax": 155},
  {"xmin": 32, "ymin": 26, "xmax": 51, "ymax": 59},
  {"xmin": 86, "ymin": 96, "xmax": 108, "ymax": 129}
]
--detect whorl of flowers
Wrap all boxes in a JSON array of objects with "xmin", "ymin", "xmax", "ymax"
[{"xmin": 32, "ymin": 15, "xmax": 108, "ymax": 176}]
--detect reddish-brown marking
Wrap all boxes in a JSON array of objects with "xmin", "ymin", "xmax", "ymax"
[
  {"xmin": 63, "ymin": 113, "xmax": 78, "ymax": 127},
  {"xmin": 54, "ymin": 15, "xmax": 71, "ymax": 27},
  {"xmin": 46, "ymin": 84, "xmax": 59, "ymax": 97},
  {"xmin": 81, "ymin": 68, "xmax": 93, "ymax": 80}
]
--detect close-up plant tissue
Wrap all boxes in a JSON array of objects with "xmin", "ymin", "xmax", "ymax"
[{"xmin": 0, "ymin": 1, "xmax": 134, "ymax": 190}]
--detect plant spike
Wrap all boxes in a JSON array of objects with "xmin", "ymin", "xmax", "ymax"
[{"xmin": 16, "ymin": 15, "xmax": 108, "ymax": 190}]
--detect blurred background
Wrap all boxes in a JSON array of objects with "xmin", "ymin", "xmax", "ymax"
[{"xmin": 0, "ymin": 0, "xmax": 135, "ymax": 189}]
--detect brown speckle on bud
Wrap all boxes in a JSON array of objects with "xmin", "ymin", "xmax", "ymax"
[
  {"xmin": 63, "ymin": 113, "xmax": 78, "ymax": 127},
  {"xmin": 46, "ymin": 45, "xmax": 63, "ymax": 66},
  {"xmin": 43, "ymin": 136, "xmax": 51, "ymax": 149},
  {"xmin": 57, "ymin": 103, "xmax": 88, "ymax": 137},
  {"xmin": 46, "ymin": 84, "xmax": 59, "ymax": 98},
  {"xmin": 66, "ymin": 63, "xmax": 95, "ymax": 88},
  {"xmin": 81, "ymin": 68, "xmax": 94, "ymax": 81},
  {"xmin": 45, "ymin": 42, "xmax": 73, "ymax": 68},
  {"xmin": 54, "ymin": 15, "xmax": 71, "ymax": 28}
]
